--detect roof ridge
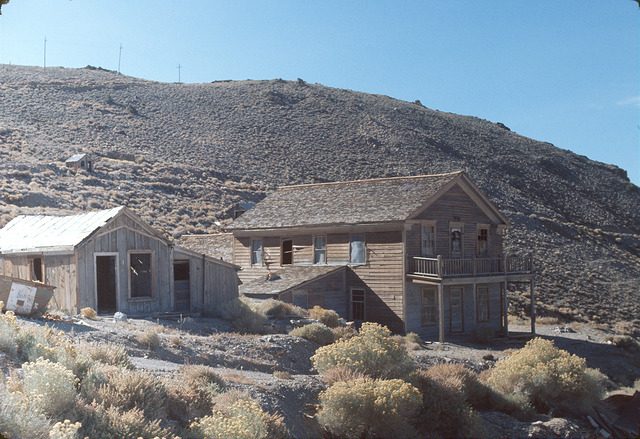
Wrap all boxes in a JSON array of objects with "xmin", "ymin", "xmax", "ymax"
[
  {"xmin": 279, "ymin": 170, "xmax": 463, "ymax": 190},
  {"xmin": 180, "ymin": 232, "xmax": 232, "ymax": 237},
  {"xmin": 9, "ymin": 206, "xmax": 124, "ymax": 220}
]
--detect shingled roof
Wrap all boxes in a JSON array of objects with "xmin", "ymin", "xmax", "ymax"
[
  {"xmin": 240, "ymin": 266, "xmax": 345, "ymax": 297},
  {"xmin": 229, "ymin": 171, "xmax": 464, "ymax": 230},
  {"xmin": 177, "ymin": 233, "xmax": 234, "ymax": 263}
]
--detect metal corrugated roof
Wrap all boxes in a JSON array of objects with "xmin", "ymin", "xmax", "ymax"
[
  {"xmin": 0, "ymin": 207, "xmax": 124, "ymax": 254},
  {"xmin": 65, "ymin": 153, "xmax": 87, "ymax": 163}
]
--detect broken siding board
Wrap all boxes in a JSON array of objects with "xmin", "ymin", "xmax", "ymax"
[{"xmin": 327, "ymin": 233, "xmax": 349, "ymax": 263}]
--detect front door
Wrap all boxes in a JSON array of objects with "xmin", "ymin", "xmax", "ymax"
[
  {"xmin": 450, "ymin": 287, "xmax": 464, "ymax": 332},
  {"xmin": 173, "ymin": 261, "xmax": 190, "ymax": 312},
  {"xmin": 96, "ymin": 255, "xmax": 117, "ymax": 313}
]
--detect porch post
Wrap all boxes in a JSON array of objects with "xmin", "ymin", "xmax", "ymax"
[
  {"xmin": 503, "ymin": 280, "xmax": 509, "ymax": 336},
  {"xmin": 530, "ymin": 277, "xmax": 536, "ymax": 335},
  {"xmin": 438, "ymin": 283, "xmax": 445, "ymax": 343}
]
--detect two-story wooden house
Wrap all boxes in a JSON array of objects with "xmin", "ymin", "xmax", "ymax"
[{"xmin": 228, "ymin": 171, "xmax": 534, "ymax": 341}]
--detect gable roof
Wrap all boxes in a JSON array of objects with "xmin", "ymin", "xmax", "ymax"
[
  {"xmin": 240, "ymin": 265, "xmax": 345, "ymax": 297},
  {"xmin": 65, "ymin": 153, "xmax": 88, "ymax": 163},
  {"xmin": 0, "ymin": 207, "xmax": 125, "ymax": 254},
  {"xmin": 229, "ymin": 171, "xmax": 505, "ymax": 231},
  {"xmin": 177, "ymin": 233, "xmax": 234, "ymax": 263}
]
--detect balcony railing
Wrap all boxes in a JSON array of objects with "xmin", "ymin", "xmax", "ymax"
[{"xmin": 410, "ymin": 254, "xmax": 533, "ymax": 278}]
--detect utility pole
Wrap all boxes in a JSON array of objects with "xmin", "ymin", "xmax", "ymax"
[
  {"xmin": 43, "ymin": 36, "xmax": 47, "ymax": 69},
  {"xmin": 117, "ymin": 43, "xmax": 123, "ymax": 74},
  {"xmin": 177, "ymin": 64, "xmax": 181, "ymax": 83}
]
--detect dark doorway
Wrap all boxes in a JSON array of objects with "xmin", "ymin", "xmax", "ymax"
[
  {"xmin": 96, "ymin": 256, "xmax": 117, "ymax": 313},
  {"xmin": 173, "ymin": 261, "xmax": 190, "ymax": 312},
  {"xmin": 281, "ymin": 239, "xmax": 293, "ymax": 265}
]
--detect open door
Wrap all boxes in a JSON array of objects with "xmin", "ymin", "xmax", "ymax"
[
  {"xmin": 96, "ymin": 255, "xmax": 117, "ymax": 313},
  {"xmin": 173, "ymin": 261, "xmax": 190, "ymax": 312}
]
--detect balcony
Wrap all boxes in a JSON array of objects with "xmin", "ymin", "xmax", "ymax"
[{"xmin": 409, "ymin": 254, "xmax": 533, "ymax": 279}]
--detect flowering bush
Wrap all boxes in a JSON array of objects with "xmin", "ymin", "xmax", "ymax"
[
  {"xmin": 317, "ymin": 378, "xmax": 422, "ymax": 439},
  {"xmin": 289, "ymin": 322, "xmax": 335, "ymax": 346},
  {"xmin": 190, "ymin": 391, "xmax": 286, "ymax": 439},
  {"xmin": 49, "ymin": 420, "xmax": 82, "ymax": 439},
  {"xmin": 21, "ymin": 358, "xmax": 78, "ymax": 417},
  {"xmin": 311, "ymin": 322, "xmax": 415, "ymax": 379},
  {"xmin": 0, "ymin": 309, "xmax": 19, "ymax": 357},
  {"xmin": 0, "ymin": 383, "xmax": 51, "ymax": 439},
  {"xmin": 485, "ymin": 337, "xmax": 605, "ymax": 415}
]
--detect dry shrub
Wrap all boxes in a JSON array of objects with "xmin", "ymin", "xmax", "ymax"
[
  {"xmin": 273, "ymin": 370, "xmax": 292, "ymax": 380},
  {"xmin": 83, "ymin": 343, "xmax": 133, "ymax": 369},
  {"xmin": 48, "ymin": 420, "xmax": 82, "ymax": 439},
  {"xmin": 320, "ymin": 366, "xmax": 367, "ymax": 385},
  {"xmin": 331, "ymin": 325, "xmax": 357, "ymax": 341},
  {"xmin": 19, "ymin": 358, "xmax": 78, "ymax": 418},
  {"xmin": 81, "ymin": 364, "xmax": 167, "ymax": 419},
  {"xmin": 257, "ymin": 299, "xmax": 306, "ymax": 319},
  {"xmin": 0, "ymin": 383, "xmax": 51, "ymax": 439},
  {"xmin": 613, "ymin": 320, "xmax": 639, "ymax": 337},
  {"xmin": 78, "ymin": 403, "xmax": 174, "ymax": 439},
  {"xmin": 606, "ymin": 335, "xmax": 640, "ymax": 351},
  {"xmin": 317, "ymin": 378, "xmax": 422, "ymax": 439},
  {"xmin": 136, "ymin": 328, "xmax": 161, "ymax": 350},
  {"xmin": 80, "ymin": 307, "xmax": 97, "ymax": 320},
  {"xmin": 392, "ymin": 333, "xmax": 422, "ymax": 351},
  {"xmin": 485, "ymin": 337, "xmax": 605, "ymax": 416},
  {"xmin": 423, "ymin": 364, "xmax": 489, "ymax": 408},
  {"xmin": 216, "ymin": 298, "xmax": 268, "ymax": 334},
  {"xmin": 308, "ymin": 306, "xmax": 341, "ymax": 328},
  {"xmin": 190, "ymin": 390, "xmax": 287, "ymax": 439},
  {"xmin": 414, "ymin": 369, "xmax": 483, "ymax": 438},
  {"xmin": 0, "ymin": 310, "xmax": 19, "ymax": 357},
  {"xmin": 166, "ymin": 365, "xmax": 225, "ymax": 424},
  {"xmin": 289, "ymin": 322, "xmax": 335, "ymax": 346},
  {"xmin": 312, "ymin": 322, "xmax": 415, "ymax": 380}
]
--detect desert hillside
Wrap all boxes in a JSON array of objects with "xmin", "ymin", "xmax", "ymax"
[{"xmin": 0, "ymin": 64, "xmax": 638, "ymax": 324}]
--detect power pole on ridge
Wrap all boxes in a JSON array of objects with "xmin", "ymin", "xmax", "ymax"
[
  {"xmin": 43, "ymin": 36, "xmax": 47, "ymax": 69},
  {"xmin": 118, "ymin": 43, "xmax": 123, "ymax": 74},
  {"xmin": 177, "ymin": 64, "xmax": 181, "ymax": 83}
]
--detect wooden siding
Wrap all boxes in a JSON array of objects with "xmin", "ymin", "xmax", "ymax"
[
  {"xmin": 405, "ymin": 282, "xmax": 503, "ymax": 340},
  {"xmin": 412, "ymin": 184, "xmax": 503, "ymax": 258},
  {"xmin": 278, "ymin": 269, "xmax": 347, "ymax": 317},
  {"xmin": 75, "ymin": 214, "xmax": 172, "ymax": 315},
  {"xmin": 174, "ymin": 250, "xmax": 239, "ymax": 316}
]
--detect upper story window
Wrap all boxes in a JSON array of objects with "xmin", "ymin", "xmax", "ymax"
[
  {"xmin": 251, "ymin": 239, "xmax": 263, "ymax": 266},
  {"xmin": 477, "ymin": 226, "xmax": 489, "ymax": 257},
  {"xmin": 281, "ymin": 239, "xmax": 293, "ymax": 265},
  {"xmin": 421, "ymin": 222, "xmax": 436, "ymax": 257},
  {"xmin": 450, "ymin": 224, "xmax": 463, "ymax": 257},
  {"xmin": 130, "ymin": 252, "xmax": 152, "ymax": 298},
  {"xmin": 350, "ymin": 234, "xmax": 366, "ymax": 264},
  {"xmin": 313, "ymin": 236, "xmax": 327, "ymax": 264}
]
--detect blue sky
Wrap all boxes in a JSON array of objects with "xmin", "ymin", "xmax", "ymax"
[{"xmin": 1, "ymin": 0, "xmax": 638, "ymax": 184}]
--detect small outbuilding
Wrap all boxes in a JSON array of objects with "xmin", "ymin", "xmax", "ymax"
[
  {"xmin": 65, "ymin": 153, "xmax": 93, "ymax": 172},
  {"xmin": 0, "ymin": 207, "xmax": 239, "ymax": 316}
]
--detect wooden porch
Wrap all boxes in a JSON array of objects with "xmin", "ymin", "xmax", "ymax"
[{"xmin": 408, "ymin": 254, "xmax": 533, "ymax": 279}]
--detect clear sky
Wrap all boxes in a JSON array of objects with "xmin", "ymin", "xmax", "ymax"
[{"xmin": 1, "ymin": 0, "xmax": 638, "ymax": 184}]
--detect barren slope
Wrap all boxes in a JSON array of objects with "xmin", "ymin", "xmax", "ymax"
[{"xmin": 0, "ymin": 64, "xmax": 638, "ymax": 324}]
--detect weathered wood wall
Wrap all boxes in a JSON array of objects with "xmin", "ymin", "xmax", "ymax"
[{"xmin": 278, "ymin": 269, "xmax": 347, "ymax": 317}]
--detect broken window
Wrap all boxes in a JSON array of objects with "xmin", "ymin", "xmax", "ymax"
[
  {"xmin": 351, "ymin": 288, "xmax": 365, "ymax": 321},
  {"xmin": 477, "ymin": 227, "xmax": 489, "ymax": 257},
  {"xmin": 281, "ymin": 239, "xmax": 293, "ymax": 265},
  {"xmin": 421, "ymin": 286, "xmax": 437, "ymax": 326},
  {"xmin": 251, "ymin": 239, "xmax": 263, "ymax": 266},
  {"xmin": 30, "ymin": 257, "xmax": 43, "ymax": 282},
  {"xmin": 450, "ymin": 226, "xmax": 462, "ymax": 257},
  {"xmin": 130, "ymin": 253, "xmax": 152, "ymax": 298},
  {"xmin": 350, "ymin": 234, "xmax": 366, "ymax": 264},
  {"xmin": 477, "ymin": 286, "xmax": 489, "ymax": 322},
  {"xmin": 313, "ymin": 236, "xmax": 327, "ymax": 264}
]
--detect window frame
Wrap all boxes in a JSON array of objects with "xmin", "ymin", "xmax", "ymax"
[
  {"xmin": 421, "ymin": 286, "xmax": 438, "ymax": 326},
  {"xmin": 350, "ymin": 288, "xmax": 366, "ymax": 321},
  {"xmin": 476, "ymin": 285, "xmax": 490, "ymax": 322},
  {"xmin": 421, "ymin": 221, "xmax": 436, "ymax": 257},
  {"xmin": 250, "ymin": 239, "xmax": 264, "ymax": 266},
  {"xmin": 477, "ymin": 224, "xmax": 490, "ymax": 257},
  {"xmin": 349, "ymin": 233, "xmax": 367, "ymax": 265},
  {"xmin": 449, "ymin": 222, "xmax": 464, "ymax": 257},
  {"xmin": 128, "ymin": 250, "xmax": 154, "ymax": 299},
  {"xmin": 29, "ymin": 256, "xmax": 44, "ymax": 283},
  {"xmin": 281, "ymin": 238, "xmax": 294, "ymax": 265},
  {"xmin": 313, "ymin": 235, "xmax": 327, "ymax": 265}
]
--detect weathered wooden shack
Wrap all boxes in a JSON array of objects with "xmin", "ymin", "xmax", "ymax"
[
  {"xmin": 65, "ymin": 153, "xmax": 93, "ymax": 172},
  {"xmin": 228, "ymin": 171, "xmax": 534, "ymax": 341},
  {"xmin": 0, "ymin": 207, "xmax": 239, "ymax": 316}
]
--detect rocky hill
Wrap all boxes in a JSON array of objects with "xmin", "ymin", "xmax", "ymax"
[{"xmin": 0, "ymin": 64, "xmax": 638, "ymax": 324}]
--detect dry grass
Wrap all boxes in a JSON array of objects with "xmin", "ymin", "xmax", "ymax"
[
  {"xmin": 80, "ymin": 307, "xmax": 98, "ymax": 320},
  {"xmin": 273, "ymin": 370, "xmax": 293, "ymax": 380},
  {"xmin": 223, "ymin": 372, "xmax": 256, "ymax": 385},
  {"xmin": 135, "ymin": 328, "xmax": 161, "ymax": 350}
]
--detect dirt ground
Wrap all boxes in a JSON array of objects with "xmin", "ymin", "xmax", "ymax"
[{"xmin": 11, "ymin": 313, "xmax": 640, "ymax": 439}]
